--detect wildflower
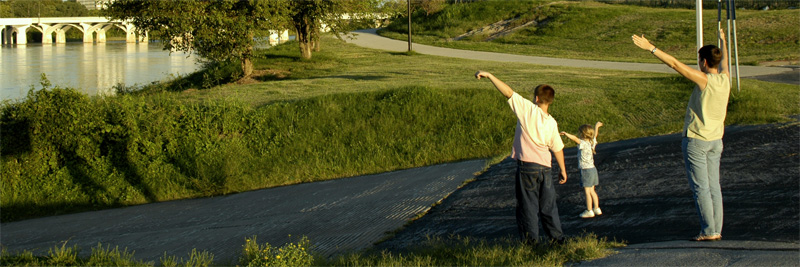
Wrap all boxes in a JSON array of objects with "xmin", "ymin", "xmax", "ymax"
[{"xmin": 276, "ymin": 255, "xmax": 281, "ymax": 259}]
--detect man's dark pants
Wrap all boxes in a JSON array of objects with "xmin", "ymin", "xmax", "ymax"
[{"xmin": 515, "ymin": 160, "xmax": 564, "ymax": 244}]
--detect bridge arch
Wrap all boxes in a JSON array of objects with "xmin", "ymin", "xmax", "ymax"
[{"xmin": 1, "ymin": 17, "xmax": 147, "ymax": 45}]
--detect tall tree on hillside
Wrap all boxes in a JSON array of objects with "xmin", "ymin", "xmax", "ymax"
[
  {"xmin": 287, "ymin": 0, "xmax": 380, "ymax": 59},
  {"xmin": 104, "ymin": 0, "xmax": 287, "ymax": 79}
]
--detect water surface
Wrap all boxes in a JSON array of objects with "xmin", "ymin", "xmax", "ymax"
[{"xmin": 1, "ymin": 42, "xmax": 200, "ymax": 101}]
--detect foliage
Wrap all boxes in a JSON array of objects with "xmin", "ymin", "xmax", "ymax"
[
  {"xmin": 594, "ymin": 0, "xmax": 799, "ymax": 9},
  {"xmin": 0, "ymin": 81, "xmax": 512, "ymax": 222},
  {"xmin": 0, "ymin": 2, "xmax": 11, "ymax": 18},
  {"xmin": 239, "ymin": 236, "xmax": 313, "ymax": 267},
  {"xmin": 380, "ymin": 0, "xmax": 799, "ymax": 64},
  {"xmin": 383, "ymin": 0, "xmax": 549, "ymax": 37},
  {"xmin": 286, "ymin": 0, "xmax": 381, "ymax": 59},
  {"xmin": 2, "ymin": 234, "xmax": 622, "ymax": 266},
  {"xmin": 0, "ymin": 242, "xmax": 152, "ymax": 267},
  {"xmin": 376, "ymin": 0, "xmax": 409, "ymax": 20},
  {"xmin": 0, "ymin": 242, "xmax": 210, "ymax": 267},
  {"xmin": 418, "ymin": 0, "xmax": 448, "ymax": 16},
  {"xmin": 1, "ymin": 0, "xmax": 89, "ymax": 18},
  {"xmin": 159, "ymin": 249, "xmax": 215, "ymax": 267},
  {"xmin": 103, "ymin": 0, "xmax": 287, "ymax": 79},
  {"xmin": 326, "ymin": 233, "xmax": 625, "ymax": 266}
]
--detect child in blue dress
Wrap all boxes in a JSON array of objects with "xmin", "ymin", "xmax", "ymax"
[{"xmin": 561, "ymin": 122, "xmax": 603, "ymax": 218}]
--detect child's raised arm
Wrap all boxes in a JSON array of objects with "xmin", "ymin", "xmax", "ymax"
[
  {"xmin": 593, "ymin": 121, "xmax": 603, "ymax": 141},
  {"xmin": 475, "ymin": 71, "xmax": 515, "ymax": 98},
  {"xmin": 560, "ymin": 131, "xmax": 581, "ymax": 144}
]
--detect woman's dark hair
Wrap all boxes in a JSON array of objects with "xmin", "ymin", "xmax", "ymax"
[{"xmin": 698, "ymin": 45, "xmax": 722, "ymax": 69}]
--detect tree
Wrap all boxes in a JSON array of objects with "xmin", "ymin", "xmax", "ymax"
[
  {"xmin": 0, "ymin": 2, "xmax": 12, "ymax": 18},
  {"xmin": 104, "ymin": 0, "xmax": 287, "ymax": 79},
  {"xmin": 287, "ymin": 0, "xmax": 380, "ymax": 59},
  {"xmin": 418, "ymin": 0, "xmax": 446, "ymax": 16},
  {"xmin": 4, "ymin": 0, "xmax": 88, "ymax": 17}
]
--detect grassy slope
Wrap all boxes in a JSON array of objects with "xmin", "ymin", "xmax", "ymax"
[
  {"xmin": 3, "ymin": 34, "xmax": 797, "ymax": 222},
  {"xmin": 182, "ymin": 37, "xmax": 799, "ymax": 140},
  {"xmin": 380, "ymin": 0, "xmax": 800, "ymax": 65}
]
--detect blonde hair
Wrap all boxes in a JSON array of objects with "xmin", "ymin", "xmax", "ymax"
[{"xmin": 579, "ymin": 124, "xmax": 596, "ymax": 154}]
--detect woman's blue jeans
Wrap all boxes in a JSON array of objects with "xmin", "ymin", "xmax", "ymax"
[{"xmin": 682, "ymin": 137, "xmax": 724, "ymax": 236}]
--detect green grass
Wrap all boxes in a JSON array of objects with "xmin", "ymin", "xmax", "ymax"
[
  {"xmin": 1, "ymin": 234, "xmax": 624, "ymax": 266},
  {"xmin": 1, "ymin": 2, "xmax": 797, "ymax": 265},
  {"xmin": 380, "ymin": 0, "xmax": 800, "ymax": 65},
  {"xmin": 326, "ymin": 234, "xmax": 624, "ymax": 266},
  {"xmin": 0, "ymin": 84, "xmax": 512, "ymax": 222},
  {"xmin": 1, "ymin": 242, "xmax": 153, "ymax": 267},
  {"xmin": 3, "ymin": 34, "xmax": 798, "ymax": 222}
]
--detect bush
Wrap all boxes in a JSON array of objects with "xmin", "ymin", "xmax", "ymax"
[
  {"xmin": 239, "ymin": 236, "xmax": 313, "ymax": 267},
  {"xmin": 1, "ymin": 85, "xmax": 511, "ymax": 221}
]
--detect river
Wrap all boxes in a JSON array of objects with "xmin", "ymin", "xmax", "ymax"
[{"xmin": 1, "ymin": 41, "xmax": 201, "ymax": 102}]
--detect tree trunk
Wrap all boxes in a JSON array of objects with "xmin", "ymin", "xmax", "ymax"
[
  {"xmin": 312, "ymin": 26, "xmax": 320, "ymax": 52},
  {"xmin": 299, "ymin": 41, "xmax": 312, "ymax": 59},
  {"xmin": 294, "ymin": 17, "xmax": 313, "ymax": 59},
  {"xmin": 241, "ymin": 57, "xmax": 253, "ymax": 78},
  {"xmin": 241, "ymin": 44, "xmax": 254, "ymax": 78}
]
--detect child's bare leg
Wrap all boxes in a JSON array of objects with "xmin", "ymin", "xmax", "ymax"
[
  {"xmin": 584, "ymin": 187, "xmax": 594, "ymax": 211},
  {"xmin": 590, "ymin": 186, "xmax": 600, "ymax": 209}
]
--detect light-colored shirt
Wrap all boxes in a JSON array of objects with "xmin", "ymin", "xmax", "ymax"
[
  {"xmin": 578, "ymin": 138, "xmax": 597, "ymax": 169},
  {"xmin": 684, "ymin": 73, "xmax": 730, "ymax": 141},
  {"xmin": 507, "ymin": 92, "xmax": 564, "ymax": 167}
]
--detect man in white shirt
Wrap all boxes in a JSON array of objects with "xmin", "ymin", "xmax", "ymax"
[{"xmin": 476, "ymin": 70, "xmax": 568, "ymax": 245}]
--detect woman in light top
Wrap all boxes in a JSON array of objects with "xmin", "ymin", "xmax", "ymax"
[{"xmin": 632, "ymin": 29, "xmax": 730, "ymax": 242}]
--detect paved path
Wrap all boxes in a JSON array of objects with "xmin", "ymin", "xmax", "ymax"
[
  {"xmin": 345, "ymin": 29, "xmax": 799, "ymax": 85},
  {"xmin": 580, "ymin": 240, "xmax": 800, "ymax": 266},
  {"xmin": 374, "ymin": 123, "xmax": 799, "ymax": 266},
  {"xmin": 0, "ymin": 160, "xmax": 487, "ymax": 265}
]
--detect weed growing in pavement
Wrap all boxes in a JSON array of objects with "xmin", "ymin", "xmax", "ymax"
[
  {"xmin": 239, "ymin": 236, "xmax": 313, "ymax": 267},
  {"xmin": 325, "ymin": 233, "xmax": 625, "ymax": 266},
  {"xmin": 1, "ymin": 234, "xmax": 623, "ymax": 266},
  {"xmin": 0, "ymin": 242, "xmax": 153, "ymax": 267},
  {"xmin": 159, "ymin": 249, "xmax": 214, "ymax": 267}
]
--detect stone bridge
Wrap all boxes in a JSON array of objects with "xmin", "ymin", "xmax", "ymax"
[
  {"xmin": 1, "ymin": 17, "xmax": 147, "ymax": 45},
  {"xmin": 0, "ymin": 17, "xmax": 290, "ymax": 46}
]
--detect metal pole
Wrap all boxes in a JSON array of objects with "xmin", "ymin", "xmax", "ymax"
[
  {"xmin": 731, "ymin": 0, "xmax": 741, "ymax": 92},
  {"xmin": 726, "ymin": 0, "xmax": 732, "ymax": 81},
  {"xmin": 717, "ymin": 0, "xmax": 722, "ymax": 48},
  {"xmin": 696, "ymin": 0, "xmax": 703, "ymax": 66},
  {"xmin": 407, "ymin": 0, "xmax": 412, "ymax": 52}
]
